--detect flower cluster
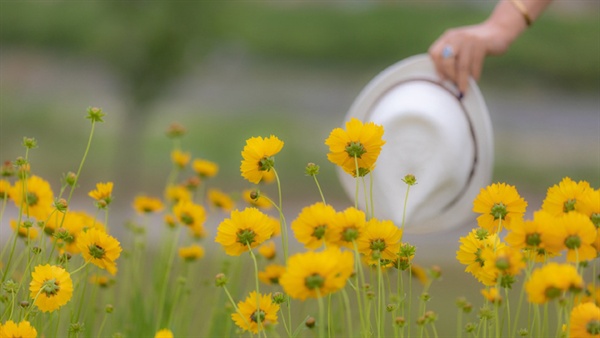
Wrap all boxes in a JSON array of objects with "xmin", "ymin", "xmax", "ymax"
[{"xmin": 458, "ymin": 177, "xmax": 599, "ymax": 336}]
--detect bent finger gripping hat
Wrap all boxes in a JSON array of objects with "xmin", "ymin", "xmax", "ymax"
[{"xmin": 338, "ymin": 54, "xmax": 494, "ymax": 234}]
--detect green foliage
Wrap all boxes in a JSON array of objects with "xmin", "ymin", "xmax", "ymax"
[{"xmin": 1, "ymin": 2, "xmax": 598, "ymax": 93}]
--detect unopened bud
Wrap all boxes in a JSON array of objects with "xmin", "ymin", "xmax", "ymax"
[
  {"xmin": 272, "ymin": 292, "xmax": 286, "ymax": 304},
  {"xmin": 20, "ymin": 300, "xmax": 30, "ymax": 308},
  {"xmin": 305, "ymin": 163, "xmax": 320, "ymax": 176},
  {"xmin": 65, "ymin": 172, "xmax": 77, "ymax": 186},
  {"xmin": 54, "ymin": 198, "xmax": 68, "ymax": 212},
  {"xmin": 394, "ymin": 316, "xmax": 406, "ymax": 327},
  {"xmin": 22, "ymin": 137, "xmax": 38, "ymax": 149},
  {"xmin": 166, "ymin": 122, "xmax": 186, "ymax": 139},
  {"xmin": 215, "ymin": 273, "xmax": 228, "ymax": 287},
  {"xmin": 105, "ymin": 304, "xmax": 114, "ymax": 313},
  {"xmin": 86, "ymin": 107, "xmax": 105, "ymax": 123},
  {"xmin": 305, "ymin": 317, "xmax": 316, "ymax": 329},
  {"xmin": 402, "ymin": 174, "xmax": 417, "ymax": 186}
]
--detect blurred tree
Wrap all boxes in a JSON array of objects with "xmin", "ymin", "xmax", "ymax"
[{"xmin": 1, "ymin": 1, "xmax": 222, "ymax": 199}]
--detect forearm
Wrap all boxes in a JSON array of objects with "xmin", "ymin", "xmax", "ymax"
[{"xmin": 484, "ymin": 0, "xmax": 553, "ymax": 47}]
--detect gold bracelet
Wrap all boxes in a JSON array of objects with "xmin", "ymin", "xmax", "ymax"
[{"xmin": 509, "ymin": 0, "xmax": 532, "ymax": 26}]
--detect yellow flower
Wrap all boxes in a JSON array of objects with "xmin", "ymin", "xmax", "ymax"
[
  {"xmin": 481, "ymin": 287, "xmax": 502, "ymax": 304},
  {"xmin": 173, "ymin": 200, "xmax": 207, "ymax": 228},
  {"xmin": 480, "ymin": 246, "xmax": 525, "ymax": 287},
  {"xmin": 0, "ymin": 320, "xmax": 37, "ymax": 337},
  {"xmin": 472, "ymin": 183, "xmax": 527, "ymax": 233},
  {"xmin": 10, "ymin": 175, "xmax": 54, "ymax": 220},
  {"xmin": 29, "ymin": 264, "xmax": 73, "ymax": 312},
  {"xmin": 178, "ymin": 244, "xmax": 205, "ymax": 262},
  {"xmin": 258, "ymin": 240, "xmax": 277, "ymax": 260},
  {"xmin": 325, "ymin": 117, "xmax": 386, "ymax": 177},
  {"xmin": 280, "ymin": 247, "xmax": 354, "ymax": 300},
  {"xmin": 504, "ymin": 211, "xmax": 559, "ymax": 261},
  {"xmin": 240, "ymin": 135, "xmax": 284, "ymax": 184},
  {"xmin": 330, "ymin": 207, "xmax": 367, "ymax": 248},
  {"xmin": 192, "ymin": 158, "xmax": 219, "ymax": 178},
  {"xmin": 77, "ymin": 228, "xmax": 122, "ymax": 275},
  {"xmin": 267, "ymin": 215, "xmax": 281, "ymax": 238},
  {"xmin": 232, "ymin": 291, "xmax": 280, "ymax": 334},
  {"xmin": 456, "ymin": 229, "xmax": 502, "ymax": 286},
  {"xmin": 242, "ymin": 189, "xmax": 273, "ymax": 210},
  {"xmin": 579, "ymin": 188, "xmax": 600, "ymax": 228},
  {"xmin": 291, "ymin": 202, "xmax": 338, "ymax": 249},
  {"xmin": 88, "ymin": 182, "xmax": 113, "ymax": 207},
  {"xmin": 208, "ymin": 188, "xmax": 235, "ymax": 212},
  {"xmin": 164, "ymin": 185, "xmax": 192, "ymax": 205},
  {"xmin": 215, "ymin": 208, "xmax": 274, "ymax": 256},
  {"xmin": 357, "ymin": 218, "xmax": 403, "ymax": 264},
  {"xmin": 89, "ymin": 275, "xmax": 112, "ymax": 288},
  {"xmin": 569, "ymin": 302, "xmax": 600, "ymax": 338},
  {"xmin": 542, "ymin": 177, "xmax": 594, "ymax": 217},
  {"xmin": 258, "ymin": 264, "xmax": 287, "ymax": 285},
  {"xmin": 10, "ymin": 220, "xmax": 38, "ymax": 241},
  {"xmin": 133, "ymin": 195, "xmax": 164, "ymax": 214},
  {"xmin": 0, "ymin": 179, "xmax": 12, "ymax": 200},
  {"xmin": 171, "ymin": 149, "xmax": 191, "ymax": 168},
  {"xmin": 410, "ymin": 264, "xmax": 429, "ymax": 286},
  {"xmin": 50, "ymin": 210, "xmax": 105, "ymax": 254},
  {"xmin": 154, "ymin": 329, "xmax": 174, "ymax": 338},
  {"xmin": 525, "ymin": 263, "xmax": 584, "ymax": 304},
  {"xmin": 577, "ymin": 285, "xmax": 600, "ymax": 307},
  {"xmin": 164, "ymin": 214, "xmax": 177, "ymax": 228},
  {"xmin": 544, "ymin": 212, "xmax": 597, "ymax": 262}
]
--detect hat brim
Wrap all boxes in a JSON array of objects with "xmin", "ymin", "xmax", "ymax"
[{"xmin": 338, "ymin": 54, "xmax": 493, "ymax": 233}]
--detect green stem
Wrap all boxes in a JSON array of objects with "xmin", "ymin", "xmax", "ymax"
[
  {"xmin": 312, "ymin": 175, "xmax": 327, "ymax": 205},
  {"xmin": 66, "ymin": 120, "xmax": 97, "ymax": 206},
  {"xmin": 248, "ymin": 246, "xmax": 263, "ymax": 334},
  {"xmin": 223, "ymin": 285, "xmax": 254, "ymax": 338},
  {"xmin": 377, "ymin": 259, "xmax": 385, "ymax": 338},
  {"xmin": 155, "ymin": 225, "xmax": 182, "ymax": 330},
  {"xmin": 316, "ymin": 289, "xmax": 326, "ymax": 338},
  {"xmin": 341, "ymin": 289, "xmax": 354, "ymax": 338}
]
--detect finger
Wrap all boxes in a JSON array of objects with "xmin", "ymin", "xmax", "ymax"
[
  {"xmin": 470, "ymin": 47, "xmax": 486, "ymax": 81},
  {"xmin": 428, "ymin": 42, "xmax": 447, "ymax": 81},
  {"xmin": 441, "ymin": 46, "xmax": 457, "ymax": 84},
  {"xmin": 455, "ymin": 47, "xmax": 471, "ymax": 94}
]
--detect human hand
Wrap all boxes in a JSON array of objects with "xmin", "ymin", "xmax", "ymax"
[{"xmin": 428, "ymin": 22, "xmax": 513, "ymax": 95}]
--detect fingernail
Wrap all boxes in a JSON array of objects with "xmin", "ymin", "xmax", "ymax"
[{"xmin": 458, "ymin": 92, "xmax": 464, "ymax": 101}]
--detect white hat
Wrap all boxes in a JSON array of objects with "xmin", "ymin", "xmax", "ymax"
[{"xmin": 338, "ymin": 54, "xmax": 494, "ymax": 234}]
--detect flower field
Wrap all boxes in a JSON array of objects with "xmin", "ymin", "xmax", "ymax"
[{"xmin": 0, "ymin": 108, "xmax": 598, "ymax": 338}]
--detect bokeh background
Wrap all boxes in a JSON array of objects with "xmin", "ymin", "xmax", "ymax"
[{"xmin": 1, "ymin": 1, "xmax": 598, "ymax": 333}]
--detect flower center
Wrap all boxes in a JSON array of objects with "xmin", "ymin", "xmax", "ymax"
[
  {"xmin": 237, "ymin": 229, "xmax": 256, "ymax": 246},
  {"xmin": 587, "ymin": 320, "xmax": 600, "ymax": 335},
  {"xmin": 490, "ymin": 203, "xmax": 508, "ymax": 220},
  {"xmin": 259, "ymin": 156, "xmax": 275, "ymax": 171},
  {"xmin": 89, "ymin": 244, "xmax": 106, "ymax": 259},
  {"xmin": 341, "ymin": 227, "xmax": 359, "ymax": 242},
  {"xmin": 525, "ymin": 233, "xmax": 541, "ymax": 247},
  {"xmin": 269, "ymin": 276, "xmax": 280, "ymax": 284},
  {"xmin": 544, "ymin": 286, "xmax": 562, "ymax": 300},
  {"xmin": 180, "ymin": 212, "xmax": 194, "ymax": 225},
  {"xmin": 305, "ymin": 273, "xmax": 325, "ymax": 290},
  {"xmin": 590, "ymin": 213, "xmax": 600, "ymax": 228},
  {"xmin": 345, "ymin": 141, "xmax": 366, "ymax": 158},
  {"xmin": 564, "ymin": 235, "xmax": 581, "ymax": 250},
  {"xmin": 42, "ymin": 278, "xmax": 60, "ymax": 297},
  {"xmin": 250, "ymin": 309, "xmax": 266, "ymax": 323},
  {"xmin": 26, "ymin": 192, "xmax": 39, "ymax": 207},
  {"xmin": 312, "ymin": 225, "xmax": 327, "ymax": 240},
  {"xmin": 370, "ymin": 239, "xmax": 386, "ymax": 252},
  {"xmin": 563, "ymin": 199, "xmax": 576, "ymax": 213},
  {"xmin": 495, "ymin": 257, "xmax": 510, "ymax": 271}
]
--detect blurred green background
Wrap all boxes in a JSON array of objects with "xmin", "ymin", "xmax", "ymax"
[{"xmin": 1, "ymin": 1, "xmax": 598, "ymax": 334}]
